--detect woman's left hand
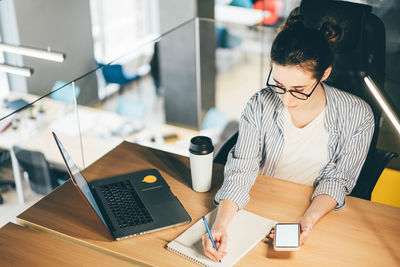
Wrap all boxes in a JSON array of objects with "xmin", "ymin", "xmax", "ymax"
[{"xmin": 297, "ymin": 215, "xmax": 315, "ymax": 244}]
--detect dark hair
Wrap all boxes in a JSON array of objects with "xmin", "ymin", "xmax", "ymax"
[{"xmin": 270, "ymin": 11, "xmax": 344, "ymax": 80}]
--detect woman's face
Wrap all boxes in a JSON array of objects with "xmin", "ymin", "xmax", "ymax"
[{"xmin": 271, "ymin": 63, "xmax": 320, "ymax": 110}]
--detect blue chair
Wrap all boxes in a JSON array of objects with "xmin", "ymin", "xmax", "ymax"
[
  {"xmin": 201, "ymin": 107, "xmax": 229, "ymax": 130},
  {"xmin": 216, "ymin": 27, "xmax": 242, "ymax": 49},
  {"xmin": 116, "ymin": 97, "xmax": 147, "ymax": 121},
  {"xmin": 51, "ymin": 81, "xmax": 81, "ymax": 105},
  {"xmin": 230, "ymin": 0, "xmax": 253, "ymax": 8},
  {"xmin": 98, "ymin": 63, "xmax": 141, "ymax": 93}
]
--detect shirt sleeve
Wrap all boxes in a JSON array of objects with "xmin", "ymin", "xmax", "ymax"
[
  {"xmin": 312, "ymin": 103, "xmax": 375, "ymax": 210},
  {"xmin": 214, "ymin": 95, "xmax": 263, "ymax": 210}
]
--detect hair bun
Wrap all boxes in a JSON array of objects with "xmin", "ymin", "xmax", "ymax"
[
  {"xmin": 318, "ymin": 18, "xmax": 344, "ymax": 45},
  {"xmin": 280, "ymin": 12, "xmax": 305, "ymax": 31}
]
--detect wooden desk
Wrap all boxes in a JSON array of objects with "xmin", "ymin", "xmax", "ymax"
[
  {"xmin": 0, "ymin": 223, "xmax": 140, "ymax": 266},
  {"xmin": 16, "ymin": 142, "xmax": 400, "ymax": 266}
]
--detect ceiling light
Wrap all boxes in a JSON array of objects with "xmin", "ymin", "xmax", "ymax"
[
  {"xmin": 0, "ymin": 43, "xmax": 65, "ymax": 62},
  {"xmin": 0, "ymin": 63, "xmax": 33, "ymax": 77}
]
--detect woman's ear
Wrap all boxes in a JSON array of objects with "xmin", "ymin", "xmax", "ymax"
[{"xmin": 321, "ymin": 66, "xmax": 332, "ymax": 82}]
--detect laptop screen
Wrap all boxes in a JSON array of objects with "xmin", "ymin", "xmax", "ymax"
[{"xmin": 52, "ymin": 132, "xmax": 109, "ymax": 230}]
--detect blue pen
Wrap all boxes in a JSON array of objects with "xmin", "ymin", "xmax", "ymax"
[{"xmin": 202, "ymin": 216, "xmax": 221, "ymax": 263}]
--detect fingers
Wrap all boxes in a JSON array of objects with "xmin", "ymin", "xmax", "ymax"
[
  {"xmin": 217, "ymin": 234, "xmax": 228, "ymax": 253},
  {"xmin": 298, "ymin": 215, "xmax": 314, "ymax": 245},
  {"xmin": 202, "ymin": 232, "xmax": 227, "ymax": 262},
  {"xmin": 299, "ymin": 221, "xmax": 312, "ymax": 244},
  {"xmin": 268, "ymin": 229, "xmax": 275, "ymax": 239},
  {"xmin": 300, "ymin": 228, "xmax": 311, "ymax": 244},
  {"xmin": 202, "ymin": 234, "xmax": 219, "ymax": 261}
]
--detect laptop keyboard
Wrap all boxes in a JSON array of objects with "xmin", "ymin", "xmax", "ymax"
[{"xmin": 100, "ymin": 181, "xmax": 153, "ymax": 229}]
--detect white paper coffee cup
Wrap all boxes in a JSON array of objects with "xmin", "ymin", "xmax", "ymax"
[{"xmin": 189, "ymin": 136, "xmax": 214, "ymax": 192}]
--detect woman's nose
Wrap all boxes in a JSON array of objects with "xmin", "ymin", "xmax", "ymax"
[{"xmin": 281, "ymin": 92, "xmax": 295, "ymax": 106}]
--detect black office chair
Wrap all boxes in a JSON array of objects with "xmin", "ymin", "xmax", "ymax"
[
  {"xmin": 0, "ymin": 180, "xmax": 15, "ymax": 204},
  {"xmin": 214, "ymin": 131, "xmax": 239, "ymax": 165},
  {"xmin": 214, "ymin": 0, "xmax": 399, "ymax": 201},
  {"xmin": 300, "ymin": 0, "xmax": 385, "ymax": 149},
  {"xmin": 150, "ymin": 42, "xmax": 161, "ymax": 95},
  {"xmin": 351, "ymin": 149, "xmax": 398, "ymax": 200},
  {"xmin": 0, "ymin": 150, "xmax": 15, "ymax": 204},
  {"xmin": 13, "ymin": 146, "xmax": 68, "ymax": 195}
]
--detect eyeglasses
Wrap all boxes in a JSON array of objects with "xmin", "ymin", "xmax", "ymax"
[{"xmin": 265, "ymin": 67, "xmax": 320, "ymax": 100}]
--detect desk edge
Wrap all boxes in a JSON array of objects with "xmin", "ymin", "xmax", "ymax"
[{"xmin": 16, "ymin": 217, "xmax": 153, "ymax": 267}]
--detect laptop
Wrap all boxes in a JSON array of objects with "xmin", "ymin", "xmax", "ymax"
[{"xmin": 52, "ymin": 132, "xmax": 191, "ymax": 240}]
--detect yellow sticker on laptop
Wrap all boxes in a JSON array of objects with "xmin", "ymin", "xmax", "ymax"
[{"xmin": 142, "ymin": 175, "xmax": 157, "ymax": 183}]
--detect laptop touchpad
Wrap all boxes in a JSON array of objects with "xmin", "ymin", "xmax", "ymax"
[{"xmin": 142, "ymin": 187, "xmax": 174, "ymax": 205}]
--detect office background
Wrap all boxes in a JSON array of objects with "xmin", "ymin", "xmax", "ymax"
[{"xmin": 0, "ymin": 0, "xmax": 399, "ymax": 227}]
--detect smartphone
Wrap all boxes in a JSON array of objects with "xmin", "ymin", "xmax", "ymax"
[{"xmin": 273, "ymin": 223, "xmax": 300, "ymax": 251}]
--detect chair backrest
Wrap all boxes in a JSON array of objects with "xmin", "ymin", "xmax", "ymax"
[
  {"xmin": 51, "ymin": 80, "xmax": 81, "ymax": 105},
  {"xmin": 213, "ymin": 131, "xmax": 238, "ymax": 165},
  {"xmin": 13, "ymin": 146, "xmax": 55, "ymax": 195},
  {"xmin": 99, "ymin": 64, "xmax": 140, "ymax": 86},
  {"xmin": 350, "ymin": 149, "xmax": 398, "ymax": 200},
  {"xmin": 299, "ymin": 0, "xmax": 385, "ymax": 150},
  {"xmin": 101, "ymin": 64, "xmax": 127, "ymax": 84},
  {"xmin": 299, "ymin": 0, "xmax": 392, "ymax": 200}
]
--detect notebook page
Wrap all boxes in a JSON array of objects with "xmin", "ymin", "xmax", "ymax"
[{"xmin": 167, "ymin": 208, "xmax": 276, "ymax": 267}]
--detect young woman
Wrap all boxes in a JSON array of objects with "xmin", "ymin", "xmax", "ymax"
[{"xmin": 202, "ymin": 14, "xmax": 375, "ymax": 262}]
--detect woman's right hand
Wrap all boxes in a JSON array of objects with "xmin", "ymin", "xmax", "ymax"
[
  {"xmin": 202, "ymin": 199, "xmax": 238, "ymax": 261},
  {"xmin": 201, "ymin": 227, "xmax": 228, "ymax": 262}
]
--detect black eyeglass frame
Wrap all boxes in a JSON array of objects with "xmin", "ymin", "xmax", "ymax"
[{"xmin": 265, "ymin": 67, "xmax": 321, "ymax": 100}]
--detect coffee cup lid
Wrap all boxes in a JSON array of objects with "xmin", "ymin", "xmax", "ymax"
[{"xmin": 189, "ymin": 136, "xmax": 214, "ymax": 155}]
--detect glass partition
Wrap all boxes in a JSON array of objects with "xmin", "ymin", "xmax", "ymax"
[
  {"xmin": 70, "ymin": 14, "xmax": 291, "ymax": 168},
  {"xmin": 0, "ymin": 11, "xmax": 288, "ymax": 205},
  {"xmin": 0, "ymin": 83, "xmax": 81, "ymax": 205},
  {"xmin": 74, "ymin": 19, "xmax": 204, "ymax": 168},
  {"xmin": 10, "ymin": 0, "xmax": 400, "ymax": 204}
]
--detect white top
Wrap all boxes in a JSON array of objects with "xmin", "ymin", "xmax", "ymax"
[{"xmin": 273, "ymin": 107, "xmax": 329, "ymax": 186}]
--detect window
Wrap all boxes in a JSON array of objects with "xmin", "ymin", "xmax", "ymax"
[
  {"xmin": 0, "ymin": 34, "xmax": 10, "ymax": 101},
  {"xmin": 90, "ymin": 0, "xmax": 159, "ymax": 63}
]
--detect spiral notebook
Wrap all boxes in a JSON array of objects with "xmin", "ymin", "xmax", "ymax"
[{"xmin": 167, "ymin": 208, "xmax": 276, "ymax": 267}]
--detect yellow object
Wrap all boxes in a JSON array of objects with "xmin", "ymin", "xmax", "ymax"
[
  {"xmin": 142, "ymin": 175, "xmax": 157, "ymax": 183},
  {"xmin": 371, "ymin": 168, "xmax": 400, "ymax": 208}
]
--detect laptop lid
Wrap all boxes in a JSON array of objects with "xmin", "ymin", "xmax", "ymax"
[{"xmin": 52, "ymin": 132, "xmax": 111, "ymax": 233}]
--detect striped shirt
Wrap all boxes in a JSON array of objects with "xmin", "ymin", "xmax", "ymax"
[{"xmin": 214, "ymin": 83, "xmax": 375, "ymax": 210}]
